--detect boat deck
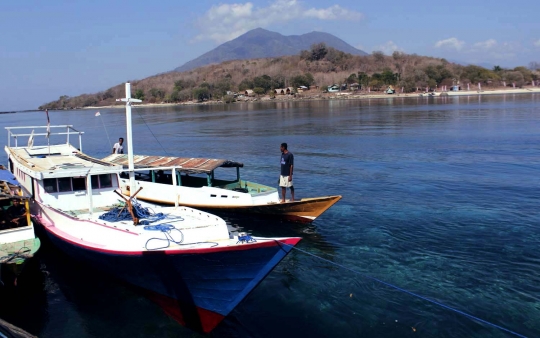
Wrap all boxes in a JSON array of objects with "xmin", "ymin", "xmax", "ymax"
[{"xmin": 7, "ymin": 144, "xmax": 123, "ymax": 178}]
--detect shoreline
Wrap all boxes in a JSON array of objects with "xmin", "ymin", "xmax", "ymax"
[{"xmin": 82, "ymin": 87, "xmax": 540, "ymax": 110}]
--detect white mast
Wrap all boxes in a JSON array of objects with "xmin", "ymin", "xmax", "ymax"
[{"xmin": 116, "ymin": 82, "xmax": 142, "ymax": 195}]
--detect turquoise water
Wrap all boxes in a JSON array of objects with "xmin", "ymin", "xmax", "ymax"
[{"xmin": 0, "ymin": 94, "xmax": 539, "ymax": 337}]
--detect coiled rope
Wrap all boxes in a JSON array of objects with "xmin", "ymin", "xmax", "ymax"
[
  {"xmin": 98, "ymin": 202, "xmax": 167, "ymax": 225},
  {"xmin": 276, "ymin": 241, "xmax": 527, "ymax": 338}
]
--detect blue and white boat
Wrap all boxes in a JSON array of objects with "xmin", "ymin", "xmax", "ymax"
[{"xmin": 4, "ymin": 83, "xmax": 300, "ymax": 332}]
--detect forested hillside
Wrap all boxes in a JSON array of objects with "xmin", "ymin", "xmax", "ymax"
[{"xmin": 39, "ymin": 45, "xmax": 540, "ymax": 110}]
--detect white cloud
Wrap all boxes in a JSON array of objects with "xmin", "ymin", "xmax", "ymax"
[
  {"xmin": 534, "ymin": 39, "xmax": 540, "ymax": 47},
  {"xmin": 372, "ymin": 41, "xmax": 403, "ymax": 54},
  {"xmin": 434, "ymin": 37, "xmax": 465, "ymax": 50},
  {"xmin": 195, "ymin": 0, "xmax": 364, "ymax": 43},
  {"xmin": 473, "ymin": 39, "xmax": 497, "ymax": 49}
]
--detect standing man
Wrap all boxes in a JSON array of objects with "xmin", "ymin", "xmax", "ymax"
[
  {"xmin": 112, "ymin": 137, "xmax": 124, "ymax": 154},
  {"xmin": 279, "ymin": 142, "xmax": 294, "ymax": 202}
]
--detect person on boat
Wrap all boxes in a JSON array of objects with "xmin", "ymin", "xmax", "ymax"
[
  {"xmin": 279, "ymin": 142, "xmax": 294, "ymax": 202},
  {"xmin": 112, "ymin": 137, "xmax": 124, "ymax": 154},
  {"xmin": 6, "ymin": 199, "xmax": 27, "ymax": 228}
]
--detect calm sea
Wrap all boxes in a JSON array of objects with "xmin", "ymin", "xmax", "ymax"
[{"xmin": 0, "ymin": 94, "xmax": 539, "ymax": 338}]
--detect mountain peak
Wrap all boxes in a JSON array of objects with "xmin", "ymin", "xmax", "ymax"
[{"xmin": 174, "ymin": 29, "xmax": 367, "ymax": 72}]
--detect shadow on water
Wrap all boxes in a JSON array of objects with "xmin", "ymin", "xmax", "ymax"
[
  {"xmin": 17, "ymin": 231, "xmax": 202, "ymax": 338},
  {"xmin": 0, "ymin": 254, "xmax": 47, "ymax": 336}
]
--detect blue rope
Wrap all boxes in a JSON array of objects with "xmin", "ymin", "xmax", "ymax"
[
  {"xmin": 98, "ymin": 202, "xmax": 167, "ymax": 224},
  {"xmin": 237, "ymin": 234, "xmax": 256, "ymax": 244},
  {"xmin": 143, "ymin": 223, "xmax": 219, "ymax": 250},
  {"xmin": 276, "ymin": 241, "xmax": 527, "ymax": 338}
]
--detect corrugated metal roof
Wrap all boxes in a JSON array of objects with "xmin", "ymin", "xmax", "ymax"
[{"xmin": 101, "ymin": 154, "xmax": 243, "ymax": 174}]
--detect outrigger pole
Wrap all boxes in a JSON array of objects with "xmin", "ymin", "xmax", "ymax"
[{"xmin": 116, "ymin": 83, "xmax": 142, "ymax": 197}]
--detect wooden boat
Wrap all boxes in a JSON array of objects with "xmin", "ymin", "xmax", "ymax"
[
  {"xmin": 3, "ymin": 83, "xmax": 300, "ymax": 333},
  {"xmin": 0, "ymin": 166, "xmax": 40, "ymax": 287},
  {"xmin": 101, "ymin": 154, "xmax": 342, "ymax": 223}
]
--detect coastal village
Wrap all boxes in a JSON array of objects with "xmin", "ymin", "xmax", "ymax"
[{"xmin": 39, "ymin": 45, "xmax": 540, "ymax": 110}]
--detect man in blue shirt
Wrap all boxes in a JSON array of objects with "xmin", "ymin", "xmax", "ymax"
[{"xmin": 279, "ymin": 142, "xmax": 294, "ymax": 202}]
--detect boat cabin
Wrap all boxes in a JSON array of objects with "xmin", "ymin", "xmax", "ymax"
[
  {"xmin": 4, "ymin": 126, "xmax": 126, "ymax": 214},
  {"xmin": 102, "ymin": 154, "xmax": 275, "ymax": 195}
]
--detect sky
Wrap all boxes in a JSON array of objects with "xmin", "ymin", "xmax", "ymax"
[{"xmin": 1, "ymin": 0, "xmax": 539, "ymax": 111}]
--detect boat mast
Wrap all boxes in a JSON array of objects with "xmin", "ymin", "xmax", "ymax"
[{"xmin": 117, "ymin": 82, "xmax": 142, "ymax": 195}]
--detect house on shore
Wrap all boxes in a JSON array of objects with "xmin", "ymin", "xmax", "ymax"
[
  {"xmin": 244, "ymin": 89, "xmax": 254, "ymax": 96},
  {"xmin": 386, "ymin": 85, "xmax": 396, "ymax": 94},
  {"xmin": 327, "ymin": 84, "xmax": 339, "ymax": 93},
  {"xmin": 274, "ymin": 88, "xmax": 285, "ymax": 95}
]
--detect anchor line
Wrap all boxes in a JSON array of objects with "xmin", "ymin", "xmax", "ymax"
[{"xmin": 275, "ymin": 241, "xmax": 527, "ymax": 338}]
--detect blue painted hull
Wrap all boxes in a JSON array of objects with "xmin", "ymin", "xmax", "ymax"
[{"xmin": 43, "ymin": 228, "xmax": 298, "ymax": 332}]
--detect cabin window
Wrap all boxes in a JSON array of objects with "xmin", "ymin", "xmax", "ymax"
[
  {"xmin": 91, "ymin": 174, "xmax": 113, "ymax": 189},
  {"xmin": 72, "ymin": 177, "xmax": 86, "ymax": 191},
  {"xmin": 44, "ymin": 178, "xmax": 58, "ymax": 193},
  {"xmin": 91, "ymin": 176, "xmax": 99, "ymax": 189},
  {"xmin": 99, "ymin": 174, "xmax": 112, "ymax": 188},
  {"xmin": 58, "ymin": 177, "xmax": 72, "ymax": 192}
]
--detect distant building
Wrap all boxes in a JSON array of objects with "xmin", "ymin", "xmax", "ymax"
[
  {"xmin": 386, "ymin": 85, "xmax": 395, "ymax": 94},
  {"xmin": 286, "ymin": 87, "xmax": 295, "ymax": 94},
  {"xmin": 274, "ymin": 88, "xmax": 285, "ymax": 95},
  {"xmin": 327, "ymin": 84, "xmax": 339, "ymax": 92},
  {"xmin": 245, "ymin": 89, "xmax": 254, "ymax": 96},
  {"xmin": 350, "ymin": 83, "xmax": 360, "ymax": 90}
]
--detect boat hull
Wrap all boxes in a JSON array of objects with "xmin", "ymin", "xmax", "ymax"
[
  {"xmin": 38, "ymin": 219, "xmax": 299, "ymax": 333},
  {"xmin": 119, "ymin": 179, "xmax": 341, "ymax": 222},
  {"xmin": 0, "ymin": 238, "xmax": 40, "ymax": 287},
  {"xmin": 135, "ymin": 192, "xmax": 342, "ymax": 223},
  {"xmin": 191, "ymin": 195, "xmax": 344, "ymax": 223}
]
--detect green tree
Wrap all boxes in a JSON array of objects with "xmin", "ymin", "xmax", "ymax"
[
  {"xmin": 192, "ymin": 87, "xmax": 210, "ymax": 102},
  {"xmin": 290, "ymin": 74, "xmax": 312, "ymax": 88},
  {"xmin": 134, "ymin": 89, "xmax": 145, "ymax": 100},
  {"xmin": 253, "ymin": 75, "xmax": 273, "ymax": 92},
  {"xmin": 357, "ymin": 72, "xmax": 369, "ymax": 88},
  {"xmin": 238, "ymin": 79, "xmax": 254, "ymax": 91},
  {"xmin": 149, "ymin": 88, "xmax": 165, "ymax": 100},
  {"xmin": 253, "ymin": 87, "xmax": 266, "ymax": 95},
  {"xmin": 381, "ymin": 68, "xmax": 397, "ymax": 85},
  {"xmin": 346, "ymin": 73, "xmax": 358, "ymax": 84}
]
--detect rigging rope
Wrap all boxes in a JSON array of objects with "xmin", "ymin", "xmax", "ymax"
[
  {"xmin": 134, "ymin": 109, "xmax": 170, "ymax": 156},
  {"xmin": 275, "ymin": 241, "xmax": 527, "ymax": 338}
]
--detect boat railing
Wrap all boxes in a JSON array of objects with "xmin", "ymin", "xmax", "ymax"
[{"xmin": 5, "ymin": 125, "xmax": 84, "ymax": 150}]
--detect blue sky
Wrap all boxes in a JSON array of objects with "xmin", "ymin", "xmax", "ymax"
[{"xmin": 1, "ymin": 0, "xmax": 539, "ymax": 110}]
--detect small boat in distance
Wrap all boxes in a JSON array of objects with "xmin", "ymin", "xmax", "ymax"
[
  {"xmin": 4, "ymin": 83, "xmax": 300, "ymax": 332},
  {"xmin": 0, "ymin": 165, "xmax": 40, "ymax": 287},
  {"xmin": 101, "ymin": 154, "xmax": 342, "ymax": 223}
]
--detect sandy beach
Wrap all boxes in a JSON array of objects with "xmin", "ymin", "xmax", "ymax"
[{"xmin": 84, "ymin": 87, "xmax": 540, "ymax": 110}]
